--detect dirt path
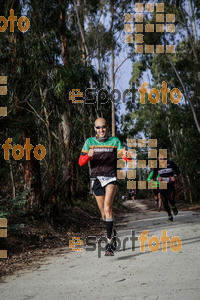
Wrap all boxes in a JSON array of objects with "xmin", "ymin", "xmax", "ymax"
[{"xmin": 0, "ymin": 199, "xmax": 200, "ymax": 300}]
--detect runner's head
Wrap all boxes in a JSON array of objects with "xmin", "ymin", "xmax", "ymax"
[
  {"xmin": 94, "ymin": 118, "xmax": 108, "ymax": 138},
  {"xmin": 158, "ymin": 151, "xmax": 167, "ymax": 167},
  {"xmin": 158, "ymin": 152, "xmax": 166, "ymax": 161}
]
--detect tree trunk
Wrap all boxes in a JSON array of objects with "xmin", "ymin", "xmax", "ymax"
[
  {"xmin": 8, "ymin": 160, "xmax": 16, "ymax": 199},
  {"xmin": 186, "ymin": 174, "xmax": 193, "ymax": 204},
  {"xmin": 78, "ymin": 0, "xmax": 86, "ymax": 63},
  {"xmin": 110, "ymin": 1, "xmax": 115, "ymax": 136},
  {"xmin": 59, "ymin": 1, "xmax": 69, "ymax": 65},
  {"xmin": 180, "ymin": 175, "xmax": 187, "ymax": 203},
  {"xmin": 39, "ymin": 86, "xmax": 57, "ymax": 209},
  {"xmin": 13, "ymin": 90, "xmax": 42, "ymax": 214},
  {"xmin": 22, "ymin": 134, "xmax": 42, "ymax": 213},
  {"xmin": 58, "ymin": 0, "xmax": 75, "ymax": 204},
  {"xmin": 189, "ymin": 0, "xmax": 198, "ymax": 44}
]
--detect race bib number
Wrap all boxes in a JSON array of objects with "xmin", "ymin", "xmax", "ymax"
[{"xmin": 97, "ymin": 176, "xmax": 117, "ymax": 187}]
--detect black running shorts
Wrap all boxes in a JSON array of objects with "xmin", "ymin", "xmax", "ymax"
[
  {"xmin": 153, "ymin": 189, "xmax": 160, "ymax": 196},
  {"xmin": 92, "ymin": 179, "xmax": 118, "ymax": 196}
]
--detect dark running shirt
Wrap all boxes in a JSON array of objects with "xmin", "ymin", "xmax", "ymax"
[
  {"xmin": 153, "ymin": 160, "xmax": 180, "ymax": 183},
  {"xmin": 80, "ymin": 136, "xmax": 124, "ymax": 178}
]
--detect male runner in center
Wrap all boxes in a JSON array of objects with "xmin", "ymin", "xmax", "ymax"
[{"xmin": 78, "ymin": 118, "xmax": 131, "ymax": 256}]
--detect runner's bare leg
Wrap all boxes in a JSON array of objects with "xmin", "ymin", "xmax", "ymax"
[
  {"xmin": 158, "ymin": 193, "xmax": 162, "ymax": 208},
  {"xmin": 104, "ymin": 184, "xmax": 117, "ymax": 219},
  {"xmin": 95, "ymin": 195, "xmax": 106, "ymax": 220}
]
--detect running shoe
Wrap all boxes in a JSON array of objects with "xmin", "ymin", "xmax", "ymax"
[
  {"xmin": 105, "ymin": 243, "xmax": 114, "ymax": 256},
  {"xmin": 168, "ymin": 215, "xmax": 173, "ymax": 222},
  {"xmin": 172, "ymin": 206, "xmax": 178, "ymax": 215},
  {"xmin": 157, "ymin": 207, "xmax": 162, "ymax": 212}
]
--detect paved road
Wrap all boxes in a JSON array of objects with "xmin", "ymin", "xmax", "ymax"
[{"xmin": 0, "ymin": 200, "xmax": 200, "ymax": 300}]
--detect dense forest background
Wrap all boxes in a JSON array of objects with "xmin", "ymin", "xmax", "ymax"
[{"xmin": 0, "ymin": 0, "xmax": 200, "ymax": 232}]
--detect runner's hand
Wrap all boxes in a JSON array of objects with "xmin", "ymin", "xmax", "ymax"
[
  {"xmin": 170, "ymin": 176, "xmax": 175, "ymax": 182},
  {"xmin": 88, "ymin": 145, "xmax": 95, "ymax": 157},
  {"xmin": 123, "ymin": 146, "xmax": 128, "ymax": 158}
]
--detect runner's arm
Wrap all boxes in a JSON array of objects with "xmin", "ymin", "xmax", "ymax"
[
  {"xmin": 147, "ymin": 171, "xmax": 159, "ymax": 188},
  {"xmin": 78, "ymin": 154, "xmax": 91, "ymax": 166},
  {"xmin": 122, "ymin": 155, "xmax": 132, "ymax": 162},
  {"xmin": 147, "ymin": 171, "xmax": 153, "ymax": 181},
  {"xmin": 148, "ymin": 171, "xmax": 160, "ymax": 181},
  {"xmin": 172, "ymin": 161, "xmax": 180, "ymax": 177},
  {"xmin": 152, "ymin": 168, "xmax": 158, "ymax": 180},
  {"xmin": 79, "ymin": 138, "xmax": 91, "ymax": 166}
]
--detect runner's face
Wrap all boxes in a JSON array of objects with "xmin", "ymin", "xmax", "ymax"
[
  {"xmin": 159, "ymin": 154, "xmax": 164, "ymax": 160},
  {"xmin": 159, "ymin": 154, "xmax": 165, "ymax": 165},
  {"xmin": 95, "ymin": 120, "xmax": 107, "ymax": 137}
]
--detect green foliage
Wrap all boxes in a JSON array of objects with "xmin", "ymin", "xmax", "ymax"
[
  {"xmin": 0, "ymin": 190, "xmax": 30, "ymax": 219},
  {"xmin": 8, "ymin": 223, "xmax": 25, "ymax": 235}
]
